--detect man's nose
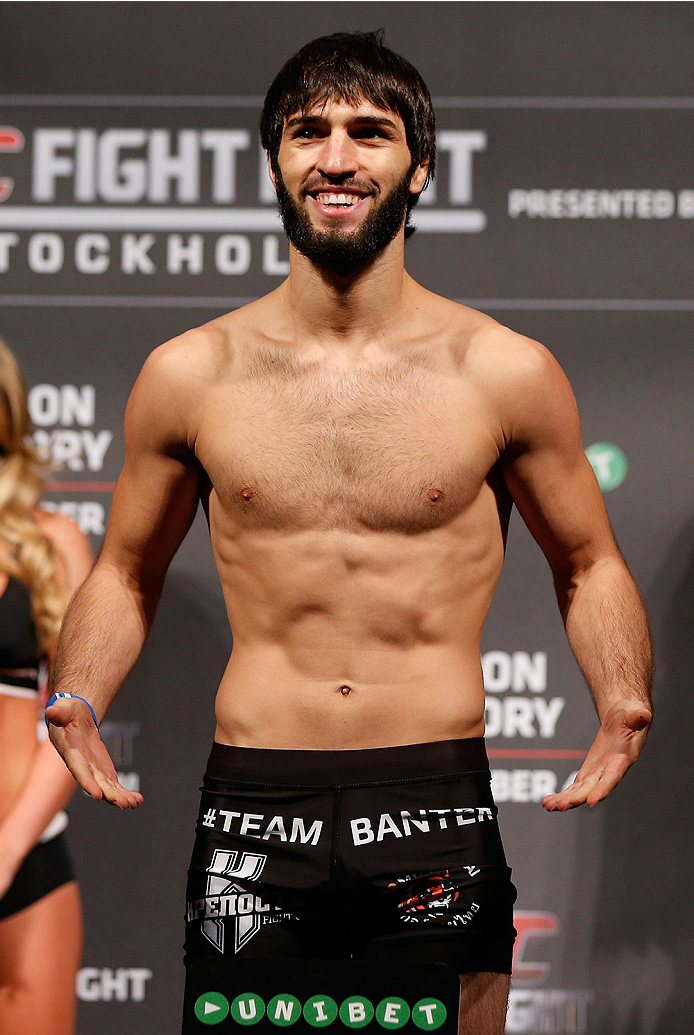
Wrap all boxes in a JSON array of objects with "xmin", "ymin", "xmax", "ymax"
[{"xmin": 316, "ymin": 132, "xmax": 357, "ymax": 180}]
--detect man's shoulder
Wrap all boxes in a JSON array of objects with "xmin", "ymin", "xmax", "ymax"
[
  {"xmin": 142, "ymin": 294, "xmax": 278, "ymax": 385},
  {"xmin": 470, "ymin": 318, "xmax": 557, "ymax": 380},
  {"xmin": 434, "ymin": 297, "xmax": 555, "ymax": 379},
  {"xmin": 431, "ymin": 300, "xmax": 573, "ymax": 433},
  {"xmin": 142, "ymin": 317, "xmax": 231, "ymax": 384}
]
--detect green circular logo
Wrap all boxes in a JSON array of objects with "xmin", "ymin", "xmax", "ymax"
[
  {"xmin": 268, "ymin": 994, "xmax": 302, "ymax": 1027},
  {"xmin": 585, "ymin": 442, "xmax": 628, "ymax": 491},
  {"xmin": 195, "ymin": 991, "xmax": 230, "ymax": 1026},
  {"xmin": 340, "ymin": 996, "xmax": 375, "ymax": 1028},
  {"xmin": 376, "ymin": 998, "xmax": 410, "ymax": 1029},
  {"xmin": 230, "ymin": 993, "xmax": 265, "ymax": 1026},
  {"xmin": 412, "ymin": 998, "xmax": 447, "ymax": 1030},
  {"xmin": 304, "ymin": 995, "xmax": 338, "ymax": 1027}
]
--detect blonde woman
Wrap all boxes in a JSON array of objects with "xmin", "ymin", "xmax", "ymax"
[{"xmin": 0, "ymin": 338, "xmax": 92, "ymax": 1035}]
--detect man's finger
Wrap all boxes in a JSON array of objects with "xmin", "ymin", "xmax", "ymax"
[
  {"xmin": 584, "ymin": 755, "xmax": 630, "ymax": 805},
  {"xmin": 542, "ymin": 768, "xmax": 604, "ymax": 811},
  {"xmin": 91, "ymin": 768, "xmax": 143, "ymax": 809},
  {"xmin": 61, "ymin": 743, "xmax": 142, "ymax": 807},
  {"xmin": 62, "ymin": 749, "xmax": 105, "ymax": 801}
]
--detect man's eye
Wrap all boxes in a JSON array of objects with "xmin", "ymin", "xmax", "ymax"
[{"xmin": 354, "ymin": 129, "xmax": 386, "ymax": 139}]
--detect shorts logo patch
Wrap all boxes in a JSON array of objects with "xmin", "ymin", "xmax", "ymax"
[
  {"xmin": 384, "ymin": 871, "xmax": 482, "ymax": 926},
  {"xmin": 392, "ymin": 872, "xmax": 461, "ymax": 914},
  {"xmin": 202, "ymin": 850, "xmax": 267, "ymax": 954}
]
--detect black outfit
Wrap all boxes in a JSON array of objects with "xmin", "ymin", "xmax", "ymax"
[
  {"xmin": 185, "ymin": 738, "xmax": 516, "ymax": 974},
  {"xmin": 0, "ymin": 575, "xmax": 40, "ymax": 689},
  {"xmin": 0, "ymin": 833, "xmax": 75, "ymax": 921},
  {"xmin": 0, "ymin": 574, "xmax": 76, "ymax": 921}
]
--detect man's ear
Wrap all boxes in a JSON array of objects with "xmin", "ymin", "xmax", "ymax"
[
  {"xmin": 267, "ymin": 156, "xmax": 277, "ymax": 189},
  {"xmin": 409, "ymin": 155, "xmax": 430, "ymax": 197}
]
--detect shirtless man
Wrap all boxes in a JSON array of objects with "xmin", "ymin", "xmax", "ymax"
[{"xmin": 45, "ymin": 31, "xmax": 652, "ymax": 1035}]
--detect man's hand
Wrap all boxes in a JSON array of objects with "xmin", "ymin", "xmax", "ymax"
[
  {"xmin": 46, "ymin": 697, "xmax": 143, "ymax": 810},
  {"xmin": 542, "ymin": 699, "xmax": 651, "ymax": 811}
]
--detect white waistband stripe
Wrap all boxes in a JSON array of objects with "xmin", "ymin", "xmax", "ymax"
[{"xmin": 0, "ymin": 681, "xmax": 36, "ymax": 700}]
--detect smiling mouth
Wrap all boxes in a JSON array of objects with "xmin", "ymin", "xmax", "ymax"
[{"xmin": 314, "ymin": 192, "xmax": 362, "ymax": 207}]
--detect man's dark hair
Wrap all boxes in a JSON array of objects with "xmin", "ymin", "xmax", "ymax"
[{"xmin": 260, "ymin": 30, "xmax": 436, "ymax": 217}]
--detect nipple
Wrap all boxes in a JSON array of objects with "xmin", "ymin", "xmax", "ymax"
[
  {"xmin": 240, "ymin": 485, "xmax": 255, "ymax": 503},
  {"xmin": 340, "ymin": 686, "xmax": 352, "ymax": 696},
  {"xmin": 427, "ymin": 487, "xmax": 445, "ymax": 503}
]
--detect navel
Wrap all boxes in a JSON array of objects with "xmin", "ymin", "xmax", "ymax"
[{"xmin": 339, "ymin": 685, "xmax": 352, "ymax": 696}]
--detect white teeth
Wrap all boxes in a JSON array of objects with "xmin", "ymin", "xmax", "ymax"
[{"xmin": 316, "ymin": 192, "xmax": 359, "ymax": 206}]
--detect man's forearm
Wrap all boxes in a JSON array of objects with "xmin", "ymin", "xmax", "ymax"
[
  {"xmin": 557, "ymin": 554, "xmax": 653, "ymax": 720},
  {"xmin": 52, "ymin": 560, "xmax": 157, "ymax": 722}
]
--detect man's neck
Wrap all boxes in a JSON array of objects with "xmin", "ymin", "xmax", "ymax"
[{"xmin": 282, "ymin": 234, "xmax": 417, "ymax": 345}]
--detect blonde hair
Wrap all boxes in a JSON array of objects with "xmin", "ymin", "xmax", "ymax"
[{"xmin": 0, "ymin": 337, "xmax": 70, "ymax": 656}]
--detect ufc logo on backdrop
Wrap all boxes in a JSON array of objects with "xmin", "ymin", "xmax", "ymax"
[
  {"xmin": 0, "ymin": 127, "xmax": 24, "ymax": 202},
  {"xmin": 512, "ymin": 911, "xmax": 559, "ymax": 984}
]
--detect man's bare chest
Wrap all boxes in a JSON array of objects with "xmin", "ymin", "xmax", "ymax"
[{"xmin": 195, "ymin": 359, "xmax": 501, "ymax": 533}]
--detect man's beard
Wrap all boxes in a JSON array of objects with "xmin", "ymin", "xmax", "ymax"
[{"xmin": 275, "ymin": 171, "xmax": 412, "ymax": 275}]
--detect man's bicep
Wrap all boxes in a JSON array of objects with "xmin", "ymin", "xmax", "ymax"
[
  {"xmin": 501, "ymin": 352, "xmax": 616, "ymax": 575},
  {"xmin": 504, "ymin": 442, "xmax": 615, "ymax": 574},
  {"xmin": 99, "ymin": 347, "xmax": 201, "ymax": 587},
  {"xmin": 102, "ymin": 449, "xmax": 200, "ymax": 586}
]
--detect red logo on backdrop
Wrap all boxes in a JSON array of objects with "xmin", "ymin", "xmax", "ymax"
[
  {"xmin": 512, "ymin": 911, "xmax": 559, "ymax": 984},
  {"xmin": 0, "ymin": 127, "xmax": 24, "ymax": 202}
]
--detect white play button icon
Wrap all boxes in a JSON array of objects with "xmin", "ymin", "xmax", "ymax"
[{"xmin": 194, "ymin": 991, "xmax": 229, "ymax": 1024}]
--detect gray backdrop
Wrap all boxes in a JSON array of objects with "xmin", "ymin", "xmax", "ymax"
[{"xmin": 1, "ymin": 3, "xmax": 692, "ymax": 1033}]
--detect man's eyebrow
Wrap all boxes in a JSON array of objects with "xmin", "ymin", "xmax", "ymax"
[
  {"xmin": 285, "ymin": 115, "xmax": 325, "ymax": 130},
  {"xmin": 285, "ymin": 113, "xmax": 400, "ymax": 132},
  {"xmin": 351, "ymin": 115, "xmax": 400, "ymax": 131}
]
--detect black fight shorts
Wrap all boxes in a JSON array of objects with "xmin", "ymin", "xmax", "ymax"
[
  {"xmin": 0, "ymin": 832, "xmax": 75, "ymax": 921},
  {"xmin": 185, "ymin": 738, "xmax": 516, "ymax": 975}
]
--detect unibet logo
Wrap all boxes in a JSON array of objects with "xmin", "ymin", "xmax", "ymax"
[
  {"xmin": 194, "ymin": 992, "xmax": 449, "ymax": 1029},
  {"xmin": 231, "ymin": 992, "xmax": 266, "ymax": 1026},
  {"xmin": 195, "ymin": 991, "xmax": 230, "ymax": 1026},
  {"xmin": 304, "ymin": 995, "xmax": 339, "ymax": 1027},
  {"xmin": 268, "ymin": 994, "xmax": 302, "ymax": 1027},
  {"xmin": 375, "ymin": 998, "xmax": 410, "ymax": 1029},
  {"xmin": 412, "ymin": 999, "xmax": 447, "ymax": 1031},
  {"xmin": 585, "ymin": 442, "xmax": 628, "ymax": 491},
  {"xmin": 339, "ymin": 997, "xmax": 375, "ymax": 1028}
]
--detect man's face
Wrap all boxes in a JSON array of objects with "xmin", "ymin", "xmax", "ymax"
[{"xmin": 273, "ymin": 98, "xmax": 429, "ymax": 274}]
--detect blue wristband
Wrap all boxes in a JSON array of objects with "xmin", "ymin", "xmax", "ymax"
[{"xmin": 45, "ymin": 692, "xmax": 100, "ymax": 732}]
